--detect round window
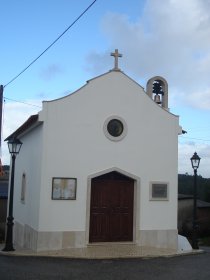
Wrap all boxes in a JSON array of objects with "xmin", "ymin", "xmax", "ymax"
[
  {"xmin": 104, "ymin": 116, "xmax": 127, "ymax": 141},
  {"xmin": 107, "ymin": 119, "xmax": 124, "ymax": 137}
]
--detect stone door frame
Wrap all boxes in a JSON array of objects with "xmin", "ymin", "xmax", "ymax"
[{"xmin": 85, "ymin": 167, "xmax": 140, "ymax": 245}]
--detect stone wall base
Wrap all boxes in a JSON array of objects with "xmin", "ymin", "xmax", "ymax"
[
  {"xmin": 138, "ymin": 229, "xmax": 178, "ymax": 250},
  {"xmin": 14, "ymin": 222, "xmax": 177, "ymax": 252},
  {"xmin": 14, "ymin": 222, "xmax": 86, "ymax": 252}
]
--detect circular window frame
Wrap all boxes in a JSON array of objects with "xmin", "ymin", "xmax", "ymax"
[{"xmin": 103, "ymin": 116, "xmax": 127, "ymax": 141}]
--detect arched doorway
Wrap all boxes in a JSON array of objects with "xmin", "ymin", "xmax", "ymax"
[{"xmin": 89, "ymin": 171, "xmax": 134, "ymax": 243}]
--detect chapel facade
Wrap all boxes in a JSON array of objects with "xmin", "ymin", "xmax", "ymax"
[{"xmin": 7, "ymin": 50, "xmax": 182, "ymax": 252}]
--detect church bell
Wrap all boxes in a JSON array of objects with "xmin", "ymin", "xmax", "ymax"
[{"xmin": 154, "ymin": 94, "xmax": 161, "ymax": 104}]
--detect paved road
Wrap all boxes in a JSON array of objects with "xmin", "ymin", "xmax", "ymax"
[{"xmin": 0, "ymin": 251, "xmax": 210, "ymax": 280}]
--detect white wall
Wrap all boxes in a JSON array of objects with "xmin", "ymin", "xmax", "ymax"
[
  {"xmin": 14, "ymin": 124, "xmax": 43, "ymax": 230},
  {"xmin": 37, "ymin": 71, "xmax": 180, "ymax": 232}
]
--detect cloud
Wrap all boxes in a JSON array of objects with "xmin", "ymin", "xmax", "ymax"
[
  {"xmin": 1, "ymin": 100, "xmax": 42, "ymax": 165},
  {"xmin": 86, "ymin": 0, "xmax": 210, "ymax": 108},
  {"xmin": 85, "ymin": 51, "xmax": 112, "ymax": 74},
  {"xmin": 184, "ymin": 88, "xmax": 210, "ymax": 110},
  {"xmin": 179, "ymin": 141, "xmax": 210, "ymax": 178},
  {"xmin": 39, "ymin": 63, "xmax": 64, "ymax": 81}
]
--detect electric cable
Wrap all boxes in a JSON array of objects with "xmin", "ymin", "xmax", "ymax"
[
  {"xmin": 180, "ymin": 136, "xmax": 210, "ymax": 142},
  {"xmin": 3, "ymin": 0, "xmax": 98, "ymax": 88},
  {"xmin": 4, "ymin": 97, "xmax": 41, "ymax": 108}
]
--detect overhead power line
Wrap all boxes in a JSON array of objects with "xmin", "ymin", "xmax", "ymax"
[
  {"xmin": 4, "ymin": 97, "xmax": 42, "ymax": 108},
  {"xmin": 180, "ymin": 136, "xmax": 210, "ymax": 142},
  {"xmin": 3, "ymin": 0, "xmax": 98, "ymax": 88}
]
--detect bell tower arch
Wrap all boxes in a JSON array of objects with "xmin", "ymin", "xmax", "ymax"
[{"xmin": 146, "ymin": 76, "xmax": 168, "ymax": 110}]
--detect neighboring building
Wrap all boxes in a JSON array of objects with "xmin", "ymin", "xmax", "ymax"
[
  {"xmin": 178, "ymin": 194, "xmax": 210, "ymax": 237},
  {"xmin": 178, "ymin": 194, "xmax": 193, "ymax": 234},
  {"xmin": 6, "ymin": 50, "xmax": 182, "ymax": 252},
  {"xmin": 197, "ymin": 200, "xmax": 210, "ymax": 236}
]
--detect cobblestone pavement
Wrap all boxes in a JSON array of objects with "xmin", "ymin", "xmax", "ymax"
[{"xmin": 0, "ymin": 243, "xmax": 200, "ymax": 259}]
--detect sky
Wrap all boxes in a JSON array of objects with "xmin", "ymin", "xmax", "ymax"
[{"xmin": 1, "ymin": 0, "xmax": 210, "ymax": 178}]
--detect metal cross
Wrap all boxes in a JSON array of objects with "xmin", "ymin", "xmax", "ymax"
[{"xmin": 111, "ymin": 49, "xmax": 122, "ymax": 71}]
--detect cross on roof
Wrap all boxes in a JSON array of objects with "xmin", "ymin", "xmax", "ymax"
[{"xmin": 111, "ymin": 49, "xmax": 122, "ymax": 71}]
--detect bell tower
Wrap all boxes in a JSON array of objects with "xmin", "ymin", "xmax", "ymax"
[{"xmin": 146, "ymin": 76, "xmax": 168, "ymax": 110}]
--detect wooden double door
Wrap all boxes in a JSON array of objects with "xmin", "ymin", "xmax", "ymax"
[{"xmin": 89, "ymin": 171, "xmax": 134, "ymax": 243}]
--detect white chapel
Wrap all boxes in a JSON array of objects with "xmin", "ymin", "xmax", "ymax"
[{"xmin": 7, "ymin": 50, "xmax": 182, "ymax": 252}]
